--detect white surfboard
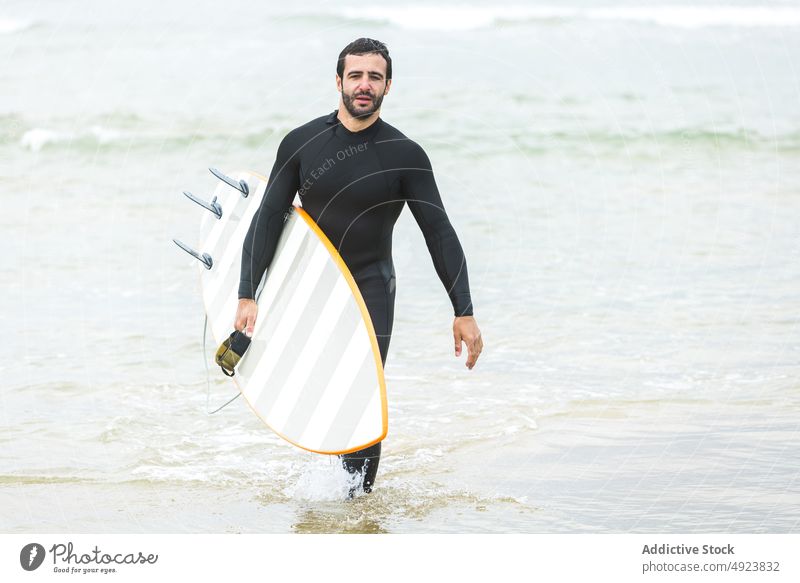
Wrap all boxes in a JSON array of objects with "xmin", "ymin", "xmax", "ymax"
[{"xmin": 182, "ymin": 169, "xmax": 388, "ymax": 455}]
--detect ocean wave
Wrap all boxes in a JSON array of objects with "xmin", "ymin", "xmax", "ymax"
[
  {"xmin": 16, "ymin": 124, "xmax": 285, "ymax": 152},
  {"xmin": 583, "ymin": 5, "xmax": 800, "ymax": 29},
  {"xmin": 452, "ymin": 126, "xmax": 800, "ymax": 157},
  {"xmin": 20, "ymin": 128, "xmax": 73, "ymax": 151},
  {"xmin": 12, "ymin": 121, "xmax": 800, "ymax": 155},
  {"xmin": 20, "ymin": 127, "xmax": 127, "ymax": 152},
  {"xmin": 0, "ymin": 474, "xmax": 92, "ymax": 485},
  {"xmin": 334, "ymin": 5, "xmax": 800, "ymax": 31},
  {"xmin": 544, "ymin": 127, "xmax": 799, "ymax": 147}
]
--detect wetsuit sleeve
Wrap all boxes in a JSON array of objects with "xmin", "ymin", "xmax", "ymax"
[
  {"xmin": 238, "ymin": 132, "xmax": 301, "ymax": 299},
  {"xmin": 401, "ymin": 143, "xmax": 474, "ymax": 317}
]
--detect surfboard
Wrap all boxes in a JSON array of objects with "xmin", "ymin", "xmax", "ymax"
[{"xmin": 175, "ymin": 169, "xmax": 388, "ymax": 455}]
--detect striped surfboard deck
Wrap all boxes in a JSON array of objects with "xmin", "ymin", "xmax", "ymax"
[{"xmin": 196, "ymin": 170, "xmax": 388, "ymax": 455}]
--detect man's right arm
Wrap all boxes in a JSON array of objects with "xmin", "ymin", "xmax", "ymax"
[{"xmin": 238, "ymin": 132, "xmax": 301, "ymax": 300}]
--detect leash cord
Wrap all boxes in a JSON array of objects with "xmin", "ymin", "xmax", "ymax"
[{"xmin": 203, "ymin": 314, "xmax": 241, "ymax": 415}]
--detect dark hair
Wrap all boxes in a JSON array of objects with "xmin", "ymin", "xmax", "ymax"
[{"xmin": 337, "ymin": 38, "xmax": 392, "ymax": 81}]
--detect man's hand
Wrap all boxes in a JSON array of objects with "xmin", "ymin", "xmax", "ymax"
[
  {"xmin": 453, "ymin": 315, "xmax": 483, "ymax": 370},
  {"xmin": 234, "ymin": 298, "xmax": 258, "ymax": 337}
]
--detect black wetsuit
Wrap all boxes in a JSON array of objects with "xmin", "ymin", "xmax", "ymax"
[{"xmin": 239, "ymin": 109, "xmax": 474, "ymax": 493}]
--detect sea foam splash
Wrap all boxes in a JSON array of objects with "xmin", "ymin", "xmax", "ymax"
[
  {"xmin": 282, "ymin": 458, "xmax": 366, "ymax": 501},
  {"xmin": 20, "ymin": 126, "xmax": 127, "ymax": 151},
  {"xmin": 20, "ymin": 128, "xmax": 71, "ymax": 152}
]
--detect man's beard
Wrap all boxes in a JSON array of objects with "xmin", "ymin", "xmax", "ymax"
[{"xmin": 342, "ymin": 89, "xmax": 385, "ymax": 119}]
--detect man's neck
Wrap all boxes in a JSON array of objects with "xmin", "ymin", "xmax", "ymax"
[{"xmin": 336, "ymin": 108, "xmax": 381, "ymax": 133}]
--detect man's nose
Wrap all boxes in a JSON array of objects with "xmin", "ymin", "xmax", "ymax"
[{"xmin": 357, "ymin": 77, "xmax": 372, "ymax": 92}]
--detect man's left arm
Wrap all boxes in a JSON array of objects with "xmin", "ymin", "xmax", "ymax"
[{"xmin": 401, "ymin": 142, "xmax": 483, "ymax": 369}]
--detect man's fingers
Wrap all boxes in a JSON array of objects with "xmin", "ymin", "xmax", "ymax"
[
  {"xmin": 466, "ymin": 334, "xmax": 483, "ymax": 369},
  {"xmin": 234, "ymin": 314, "xmax": 245, "ymax": 333},
  {"xmin": 455, "ymin": 320, "xmax": 483, "ymax": 368},
  {"xmin": 245, "ymin": 312, "xmax": 257, "ymax": 337},
  {"xmin": 466, "ymin": 341, "xmax": 477, "ymax": 368},
  {"xmin": 234, "ymin": 302, "xmax": 257, "ymax": 336}
]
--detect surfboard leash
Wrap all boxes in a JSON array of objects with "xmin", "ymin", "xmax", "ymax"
[{"xmin": 203, "ymin": 314, "xmax": 241, "ymax": 415}]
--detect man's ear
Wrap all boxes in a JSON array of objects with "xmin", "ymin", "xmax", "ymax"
[
  {"xmin": 336, "ymin": 74, "xmax": 342, "ymax": 92},
  {"xmin": 384, "ymin": 79, "xmax": 392, "ymax": 95}
]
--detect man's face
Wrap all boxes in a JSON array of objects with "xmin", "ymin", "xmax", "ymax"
[{"xmin": 337, "ymin": 53, "xmax": 391, "ymax": 118}]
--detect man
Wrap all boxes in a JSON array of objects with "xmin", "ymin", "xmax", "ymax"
[{"xmin": 235, "ymin": 38, "xmax": 483, "ymax": 494}]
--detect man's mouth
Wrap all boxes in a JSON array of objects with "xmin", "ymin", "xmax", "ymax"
[{"xmin": 355, "ymin": 94, "xmax": 373, "ymax": 104}]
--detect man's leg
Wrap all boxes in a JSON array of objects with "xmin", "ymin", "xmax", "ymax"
[
  {"xmin": 341, "ymin": 441, "xmax": 382, "ymax": 494},
  {"xmin": 339, "ymin": 261, "xmax": 395, "ymax": 495}
]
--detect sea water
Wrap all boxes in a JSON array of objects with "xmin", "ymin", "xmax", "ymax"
[{"xmin": 0, "ymin": 0, "xmax": 798, "ymax": 533}]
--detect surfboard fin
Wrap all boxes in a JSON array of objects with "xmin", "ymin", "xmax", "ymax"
[
  {"xmin": 209, "ymin": 167, "xmax": 249, "ymax": 197},
  {"xmin": 183, "ymin": 190, "xmax": 223, "ymax": 219},
  {"xmin": 173, "ymin": 239, "xmax": 213, "ymax": 270}
]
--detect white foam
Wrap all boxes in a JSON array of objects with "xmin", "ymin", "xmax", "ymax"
[
  {"xmin": 343, "ymin": 6, "xmax": 492, "ymax": 31},
  {"xmin": 0, "ymin": 18, "xmax": 34, "ymax": 35},
  {"xmin": 20, "ymin": 128, "xmax": 71, "ymax": 151},
  {"xmin": 19, "ymin": 125, "xmax": 133, "ymax": 151},
  {"xmin": 88, "ymin": 125, "xmax": 124, "ymax": 144},
  {"xmin": 282, "ymin": 458, "xmax": 363, "ymax": 501}
]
